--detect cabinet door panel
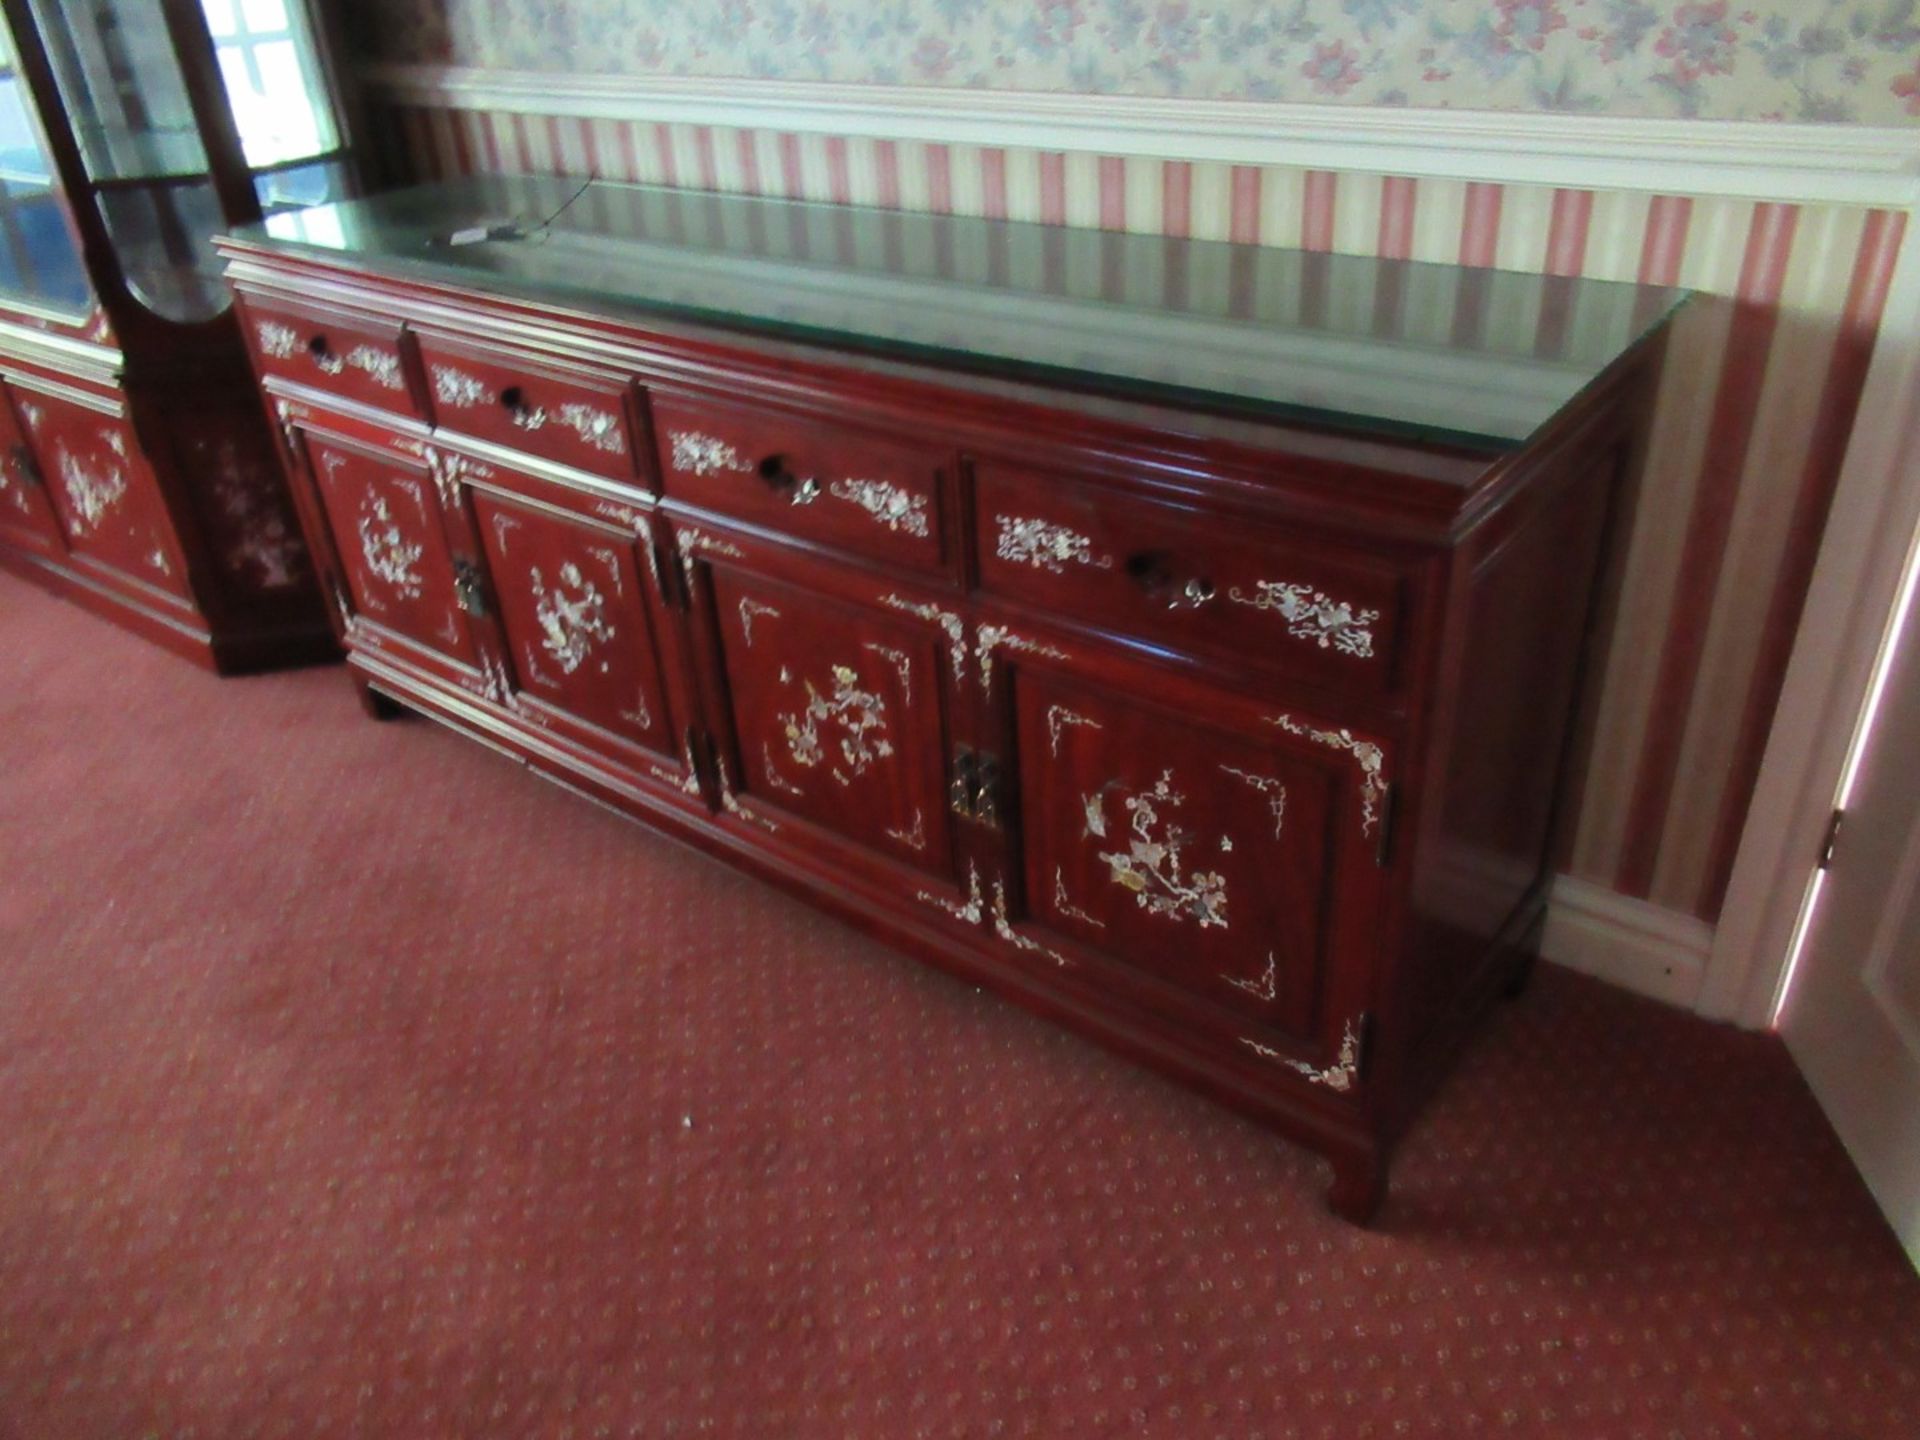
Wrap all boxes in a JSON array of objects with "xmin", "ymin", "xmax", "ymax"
[
  {"xmin": 16, "ymin": 385, "xmax": 189, "ymax": 599},
  {"xmin": 302, "ymin": 431, "xmax": 478, "ymax": 667},
  {"xmin": 467, "ymin": 477, "xmax": 693, "ymax": 788},
  {"xmin": 1005, "ymin": 663, "xmax": 1387, "ymax": 1045},
  {"xmin": 0, "ymin": 387, "xmax": 64, "ymax": 559},
  {"xmin": 704, "ymin": 562, "xmax": 955, "ymax": 878}
]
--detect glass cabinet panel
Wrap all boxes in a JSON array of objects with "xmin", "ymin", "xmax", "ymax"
[
  {"xmin": 23, "ymin": 0, "xmax": 347, "ymax": 323},
  {"xmin": 34, "ymin": 0, "xmax": 207, "ymax": 182},
  {"xmin": 0, "ymin": 25, "xmax": 90, "ymax": 316},
  {"xmin": 30, "ymin": 0, "xmax": 223, "ymax": 320}
]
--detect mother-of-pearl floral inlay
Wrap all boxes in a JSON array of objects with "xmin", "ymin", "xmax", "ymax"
[
  {"xmin": 975, "ymin": 623, "xmax": 1067, "ymax": 696},
  {"xmin": 781, "ymin": 663, "xmax": 893, "ymax": 785},
  {"xmin": 1225, "ymin": 951, "xmax": 1279, "ymax": 1003},
  {"xmin": 670, "ymin": 430, "xmax": 746, "ymax": 476},
  {"xmin": 880, "ymin": 594, "xmax": 966, "ymax": 682},
  {"xmin": 1084, "ymin": 769, "xmax": 1228, "ymax": 930},
  {"xmin": 1045, "ymin": 703, "xmax": 1103, "ymax": 758},
  {"xmin": 433, "ymin": 364, "xmax": 490, "ymax": 407},
  {"xmin": 530, "ymin": 560, "xmax": 616, "ymax": 675},
  {"xmin": 345, "ymin": 346, "xmax": 405, "ymax": 390},
  {"xmin": 992, "ymin": 881, "xmax": 1073, "ymax": 968},
  {"xmin": 1229, "ymin": 579, "xmax": 1379, "ymax": 659},
  {"xmin": 255, "ymin": 320, "xmax": 299, "ymax": 358},
  {"xmin": 884, "ymin": 808, "xmax": 926, "ymax": 853},
  {"xmin": 995, "ymin": 515, "xmax": 1112, "ymax": 574},
  {"xmin": 920, "ymin": 863, "xmax": 984, "ymax": 925},
  {"xmin": 737, "ymin": 596, "xmax": 782, "ymax": 647},
  {"xmin": 55, "ymin": 445, "xmax": 127, "ymax": 533},
  {"xmin": 830, "ymin": 477, "xmax": 928, "ymax": 537},
  {"xmin": 1219, "ymin": 765, "xmax": 1287, "ymax": 838},
  {"xmin": 1241, "ymin": 1019, "xmax": 1361, "ymax": 1093},
  {"xmin": 357, "ymin": 493, "xmax": 426, "ymax": 599},
  {"xmin": 556, "ymin": 403, "xmax": 626, "ymax": 454},
  {"xmin": 1265, "ymin": 713, "xmax": 1388, "ymax": 835}
]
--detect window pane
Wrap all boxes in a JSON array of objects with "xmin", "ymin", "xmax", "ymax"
[
  {"xmin": 212, "ymin": 18, "xmax": 337, "ymax": 169},
  {"xmin": 201, "ymin": 0, "xmax": 238, "ymax": 39},
  {"xmin": 240, "ymin": 0, "xmax": 290, "ymax": 32}
]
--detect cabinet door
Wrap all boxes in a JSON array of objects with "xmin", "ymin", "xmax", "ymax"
[
  {"xmin": 13, "ymin": 383, "xmax": 190, "ymax": 599},
  {"xmin": 460, "ymin": 465, "xmax": 698, "ymax": 795},
  {"xmin": 297, "ymin": 428, "xmax": 480, "ymax": 671},
  {"xmin": 0, "ymin": 386, "xmax": 64, "ymax": 560},
  {"xmin": 686, "ymin": 530, "xmax": 962, "ymax": 881},
  {"xmin": 995, "ymin": 646, "xmax": 1390, "ymax": 1065}
]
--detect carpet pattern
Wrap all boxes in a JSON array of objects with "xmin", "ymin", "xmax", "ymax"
[{"xmin": 0, "ymin": 569, "xmax": 1916, "ymax": 1440}]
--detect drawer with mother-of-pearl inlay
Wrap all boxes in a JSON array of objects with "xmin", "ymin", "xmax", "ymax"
[
  {"xmin": 651, "ymin": 394, "xmax": 954, "ymax": 580},
  {"xmin": 416, "ymin": 332, "xmax": 645, "ymax": 486},
  {"xmin": 241, "ymin": 294, "xmax": 423, "ymax": 420},
  {"xmin": 972, "ymin": 461, "xmax": 1415, "ymax": 701}
]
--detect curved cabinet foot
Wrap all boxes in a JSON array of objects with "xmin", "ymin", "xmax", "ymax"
[{"xmin": 1326, "ymin": 1142, "xmax": 1388, "ymax": 1225}]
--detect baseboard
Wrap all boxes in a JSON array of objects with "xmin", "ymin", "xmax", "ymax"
[{"xmin": 1540, "ymin": 874, "xmax": 1715, "ymax": 1014}]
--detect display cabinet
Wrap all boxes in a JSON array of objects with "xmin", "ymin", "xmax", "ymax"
[
  {"xmin": 219, "ymin": 176, "xmax": 1684, "ymax": 1220},
  {"xmin": 0, "ymin": 0, "xmax": 348, "ymax": 669}
]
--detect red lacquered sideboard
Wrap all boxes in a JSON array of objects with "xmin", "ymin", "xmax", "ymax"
[{"xmin": 217, "ymin": 177, "xmax": 1683, "ymax": 1221}]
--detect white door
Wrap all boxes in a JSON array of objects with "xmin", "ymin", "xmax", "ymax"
[{"xmin": 1778, "ymin": 532, "xmax": 1920, "ymax": 1269}]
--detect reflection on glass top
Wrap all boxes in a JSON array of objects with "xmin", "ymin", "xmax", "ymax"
[{"xmin": 246, "ymin": 175, "xmax": 1688, "ymax": 450}]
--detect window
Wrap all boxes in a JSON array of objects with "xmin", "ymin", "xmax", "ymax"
[{"xmin": 201, "ymin": 0, "xmax": 338, "ymax": 170}]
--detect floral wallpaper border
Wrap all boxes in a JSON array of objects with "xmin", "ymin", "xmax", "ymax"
[{"xmin": 346, "ymin": 0, "xmax": 1920, "ymax": 125}]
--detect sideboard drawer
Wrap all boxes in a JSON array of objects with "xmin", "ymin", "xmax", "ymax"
[
  {"xmin": 418, "ymin": 334, "xmax": 640, "ymax": 483},
  {"xmin": 652, "ymin": 396, "xmax": 950, "ymax": 575},
  {"xmin": 975, "ymin": 464, "xmax": 1409, "ymax": 696},
  {"xmin": 244, "ymin": 296, "xmax": 419, "ymax": 417}
]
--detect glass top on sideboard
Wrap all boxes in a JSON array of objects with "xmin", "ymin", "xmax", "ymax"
[{"xmin": 240, "ymin": 174, "xmax": 1688, "ymax": 451}]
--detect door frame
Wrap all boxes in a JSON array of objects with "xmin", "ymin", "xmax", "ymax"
[{"xmin": 1706, "ymin": 215, "xmax": 1920, "ymax": 1029}]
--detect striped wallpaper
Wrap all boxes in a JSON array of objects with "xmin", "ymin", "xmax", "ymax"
[{"xmin": 367, "ymin": 98, "xmax": 1904, "ymax": 924}]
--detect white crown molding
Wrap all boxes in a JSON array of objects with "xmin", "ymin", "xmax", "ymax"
[
  {"xmin": 363, "ymin": 62, "xmax": 1920, "ymax": 208},
  {"xmin": 1542, "ymin": 876, "xmax": 1714, "ymax": 1012}
]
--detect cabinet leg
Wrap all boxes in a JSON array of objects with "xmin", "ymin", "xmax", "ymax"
[
  {"xmin": 1326, "ymin": 1141, "xmax": 1388, "ymax": 1225},
  {"xmin": 356, "ymin": 680, "xmax": 406, "ymax": 722}
]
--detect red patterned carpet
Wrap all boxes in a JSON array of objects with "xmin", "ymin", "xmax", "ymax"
[{"xmin": 1, "ymin": 570, "xmax": 1916, "ymax": 1440}]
